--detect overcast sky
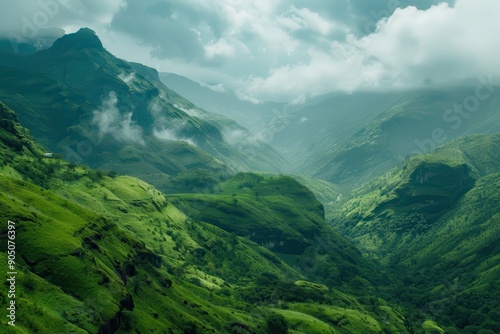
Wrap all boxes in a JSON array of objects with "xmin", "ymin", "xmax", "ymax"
[{"xmin": 1, "ymin": 0, "xmax": 499, "ymax": 103}]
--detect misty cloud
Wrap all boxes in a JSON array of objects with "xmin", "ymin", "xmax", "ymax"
[
  {"xmin": 110, "ymin": 0, "xmax": 208, "ymax": 62},
  {"xmin": 173, "ymin": 104, "xmax": 205, "ymax": 119},
  {"xmin": 0, "ymin": 0, "xmax": 126, "ymax": 47},
  {"xmin": 153, "ymin": 128, "xmax": 197, "ymax": 146},
  {"xmin": 243, "ymin": 0, "xmax": 500, "ymax": 102},
  {"xmin": 92, "ymin": 91, "xmax": 144, "ymax": 144},
  {"xmin": 234, "ymin": 91, "xmax": 262, "ymax": 105},
  {"xmin": 152, "ymin": 128, "xmax": 177, "ymax": 141},
  {"xmin": 222, "ymin": 127, "xmax": 269, "ymax": 147},
  {"xmin": 200, "ymin": 82, "xmax": 227, "ymax": 93},
  {"xmin": 148, "ymin": 99, "xmax": 197, "ymax": 145},
  {"xmin": 118, "ymin": 71, "xmax": 135, "ymax": 85},
  {"xmin": 3, "ymin": 0, "xmax": 496, "ymax": 104}
]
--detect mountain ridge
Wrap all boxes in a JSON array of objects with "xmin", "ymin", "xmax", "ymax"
[{"xmin": 0, "ymin": 29, "xmax": 289, "ymax": 192}]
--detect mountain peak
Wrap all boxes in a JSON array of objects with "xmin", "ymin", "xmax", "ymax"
[{"xmin": 51, "ymin": 27, "xmax": 103, "ymax": 52}]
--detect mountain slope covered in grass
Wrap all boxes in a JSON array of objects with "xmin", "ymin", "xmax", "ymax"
[
  {"xmin": 171, "ymin": 172, "xmax": 375, "ymax": 289},
  {"xmin": 334, "ymin": 133, "xmax": 500, "ymax": 333},
  {"xmin": 0, "ymin": 101, "xmax": 412, "ymax": 333}
]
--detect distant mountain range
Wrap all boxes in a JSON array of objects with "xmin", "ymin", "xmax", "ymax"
[
  {"xmin": 159, "ymin": 72, "xmax": 285, "ymax": 130},
  {"xmin": 268, "ymin": 87, "xmax": 500, "ymax": 189}
]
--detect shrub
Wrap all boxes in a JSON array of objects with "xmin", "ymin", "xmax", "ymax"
[
  {"xmin": 265, "ymin": 313, "xmax": 288, "ymax": 334},
  {"xmin": 107, "ymin": 170, "xmax": 118, "ymax": 178}
]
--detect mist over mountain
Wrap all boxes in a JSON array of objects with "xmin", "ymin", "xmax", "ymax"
[
  {"xmin": 0, "ymin": 1, "xmax": 499, "ymax": 334},
  {"xmin": 0, "ymin": 28, "xmax": 289, "ymax": 191}
]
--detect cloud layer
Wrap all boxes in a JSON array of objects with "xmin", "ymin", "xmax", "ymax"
[
  {"xmin": 2, "ymin": 0, "xmax": 498, "ymax": 103},
  {"xmin": 244, "ymin": 0, "xmax": 500, "ymax": 102}
]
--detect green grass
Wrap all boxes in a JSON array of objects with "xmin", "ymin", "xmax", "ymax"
[
  {"xmin": 170, "ymin": 172, "xmax": 379, "ymax": 291},
  {"xmin": 0, "ymin": 101, "xmax": 416, "ymax": 333},
  {"xmin": 333, "ymin": 133, "xmax": 500, "ymax": 332}
]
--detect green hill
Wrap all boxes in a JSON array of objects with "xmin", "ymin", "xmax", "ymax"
[
  {"xmin": 0, "ymin": 101, "xmax": 413, "ymax": 333},
  {"xmin": 334, "ymin": 134, "xmax": 500, "ymax": 333},
  {"xmin": 171, "ymin": 172, "xmax": 374, "ymax": 290}
]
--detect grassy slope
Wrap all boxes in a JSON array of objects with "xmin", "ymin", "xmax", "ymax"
[
  {"xmin": 0, "ymin": 101, "xmax": 408, "ymax": 333},
  {"xmin": 170, "ymin": 172, "xmax": 381, "ymax": 292},
  {"xmin": 335, "ymin": 133, "xmax": 500, "ymax": 332},
  {"xmin": 0, "ymin": 65, "xmax": 230, "ymax": 185}
]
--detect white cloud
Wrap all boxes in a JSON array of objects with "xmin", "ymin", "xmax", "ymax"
[
  {"xmin": 278, "ymin": 6, "xmax": 348, "ymax": 36},
  {"xmin": 173, "ymin": 104, "xmax": 205, "ymax": 118},
  {"xmin": 148, "ymin": 99, "xmax": 197, "ymax": 145},
  {"xmin": 153, "ymin": 128, "xmax": 197, "ymax": 146},
  {"xmin": 200, "ymin": 82, "xmax": 227, "ymax": 93},
  {"xmin": 243, "ymin": 0, "xmax": 500, "ymax": 102},
  {"xmin": 204, "ymin": 38, "xmax": 236, "ymax": 59},
  {"xmin": 3, "ymin": 0, "xmax": 498, "ymax": 104},
  {"xmin": 234, "ymin": 90, "xmax": 262, "ymax": 104},
  {"xmin": 222, "ymin": 127, "xmax": 265, "ymax": 146},
  {"xmin": 152, "ymin": 127, "xmax": 177, "ymax": 141},
  {"xmin": 92, "ymin": 91, "xmax": 144, "ymax": 144},
  {"xmin": 222, "ymin": 128, "xmax": 247, "ymax": 146},
  {"xmin": 0, "ymin": 0, "xmax": 126, "ymax": 37},
  {"xmin": 118, "ymin": 71, "xmax": 135, "ymax": 85}
]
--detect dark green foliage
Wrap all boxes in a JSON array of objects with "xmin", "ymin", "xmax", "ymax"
[
  {"xmin": 265, "ymin": 313, "xmax": 288, "ymax": 334},
  {"xmin": 443, "ymin": 326, "xmax": 460, "ymax": 334},
  {"xmin": 164, "ymin": 169, "xmax": 224, "ymax": 193},
  {"xmin": 171, "ymin": 172, "xmax": 378, "ymax": 290},
  {"xmin": 107, "ymin": 170, "xmax": 118, "ymax": 178}
]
